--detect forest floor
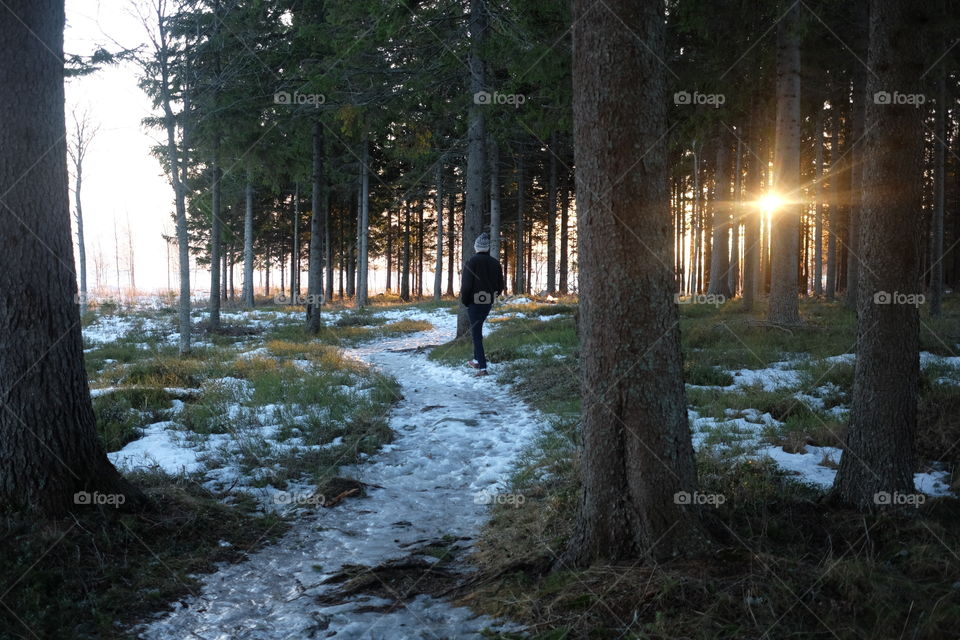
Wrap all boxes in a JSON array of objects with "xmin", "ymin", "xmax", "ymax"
[
  {"xmin": 429, "ymin": 295, "xmax": 960, "ymax": 639},
  {"xmin": 3, "ymin": 295, "xmax": 960, "ymax": 639}
]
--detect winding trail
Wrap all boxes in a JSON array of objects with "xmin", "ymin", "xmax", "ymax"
[{"xmin": 138, "ymin": 315, "xmax": 537, "ymax": 639}]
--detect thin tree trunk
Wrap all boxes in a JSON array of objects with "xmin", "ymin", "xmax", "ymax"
[
  {"xmin": 356, "ymin": 134, "xmax": 370, "ymax": 307},
  {"xmin": 930, "ymin": 66, "xmax": 946, "ymax": 317},
  {"xmin": 708, "ymin": 129, "xmax": 731, "ymax": 297},
  {"xmin": 401, "ymin": 200, "xmax": 411, "ymax": 301},
  {"xmin": 446, "ymin": 190, "xmax": 456, "ymax": 296},
  {"xmin": 560, "ymin": 173, "xmax": 570, "ymax": 294},
  {"xmin": 546, "ymin": 130, "xmax": 558, "ymax": 293},
  {"xmin": 814, "ymin": 107, "xmax": 824, "ymax": 297},
  {"xmin": 209, "ymin": 140, "xmax": 221, "ymax": 327},
  {"xmin": 515, "ymin": 150, "xmax": 526, "ymax": 294},
  {"xmin": 826, "ymin": 102, "xmax": 840, "ymax": 301},
  {"xmin": 307, "ymin": 122, "xmax": 324, "ymax": 333},
  {"xmin": 291, "ymin": 182, "xmax": 300, "ymax": 299},
  {"xmin": 434, "ymin": 161, "xmax": 444, "ymax": 300},
  {"xmin": 743, "ymin": 110, "xmax": 763, "ymax": 311},
  {"xmin": 729, "ymin": 136, "xmax": 742, "ymax": 296},
  {"xmin": 489, "ymin": 136, "xmax": 502, "ymax": 260},
  {"xmin": 242, "ymin": 176, "xmax": 255, "ymax": 307}
]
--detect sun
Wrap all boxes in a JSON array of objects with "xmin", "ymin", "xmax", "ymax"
[{"xmin": 755, "ymin": 192, "xmax": 789, "ymax": 213}]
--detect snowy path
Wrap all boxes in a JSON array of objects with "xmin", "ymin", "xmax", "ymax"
[{"xmin": 137, "ymin": 313, "xmax": 536, "ymax": 639}]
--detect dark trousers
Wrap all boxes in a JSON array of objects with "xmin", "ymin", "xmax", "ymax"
[{"xmin": 467, "ymin": 303, "xmax": 493, "ymax": 368}]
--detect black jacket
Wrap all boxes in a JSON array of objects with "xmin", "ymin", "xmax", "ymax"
[{"xmin": 461, "ymin": 252, "xmax": 504, "ymax": 306}]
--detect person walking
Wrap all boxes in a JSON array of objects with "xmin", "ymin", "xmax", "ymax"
[{"xmin": 460, "ymin": 232, "xmax": 504, "ymax": 376}]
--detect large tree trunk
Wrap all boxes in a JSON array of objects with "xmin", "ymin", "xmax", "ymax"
[
  {"xmin": 708, "ymin": 130, "xmax": 731, "ymax": 297},
  {"xmin": 457, "ymin": 0, "xmax": 487, "ymax": 337},
  {"xmin": 766, "ymin": 2, "xmax": 802, "ymax": 324},
  {"xmin": 307, "ymin": 122, "xmax": 324, "ymax": 334},
  {"xmin": 242, "ymin": 176, "xmax": 255, "ymax": 307},
  {"xmin": 560, "ymin": 0, "xmax": 703, "ymax": 567},
  {"xmin": 831, "ymin": 0, "xmax": 926, "ymax": 511},
  {"xmin": 0, "ymin": 0, "xmax": 145, "ymax": 514}
]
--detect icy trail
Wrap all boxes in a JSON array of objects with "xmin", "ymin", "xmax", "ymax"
[{"xmin": 137, "ymin": 313, "xmax": 535, "ymax": 639}]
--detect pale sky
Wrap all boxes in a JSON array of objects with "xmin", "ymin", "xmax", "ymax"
[{"xmin": 65, "ymin": 0, "xmax": 180, "ymax": 294}]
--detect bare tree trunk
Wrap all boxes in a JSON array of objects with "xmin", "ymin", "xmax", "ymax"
[
  {"xmin": 68, "ymin": 110, "xmax": 97, "ymax": 312},
  {"xmin": 831, "ymin": 0, "xmax": 926, "ymax": 511},
  {"xmin": 416, "ymin": 199, "xmax": 424, "ymax": 298},
  {"xmin": 446, "ymin": 190, "xmax": 456, "ymax": 296},
  {"xmin": 814, "ymin": 107, "xmax": 824, "ymax": 297},
  {"xmin": 743, "ymin": 111, "xmax": 763, "ymax": 311},
  {"xmin": 767, "ymin": 2, "xmax": 801, "ymax": 324},
  {"xmin": 307, "ymin": 122, "xmax": 324, "ymax": 333},
  {"xmin": 356, "ymin": 134, "xmax": 370, "ymax": 308},
  {"xmin": 561, "ymin": 0, "xmax": 703, "ymax": 567},
  {"xmin": 845, "ymin": 7, "xmax": 868, "ymax": 310},
  {"xmin": 930, "ymin": 66, "xmax": 946, "ymax": 317},
  {"xmin": 242, "ymin": 175, "xmax": 255, "ymax": 307},
  {"xmin": 291, "ymin": 182, "xmax": 300, "ymax": 300},
  {"xmin": 560, "ymin": 174, "xmax": 570, "ymax": 293},
  {"xmin": 546, "ymin": 130, "xmax": 558, "ymax": 293},
  {"xmin": 209, "ymin": 139, "xmax": 222, "ymax": 327},
  {"xmin": 826, "ymin": 102, "xmax": 840, "ymax": 301},
  {"xmin": 729, "ymin": 136, "xmax": 742, "ymax": 296},
  {"xmin": 324, "ymin": 188, "xmax": 333, "ymax": 303},
  {"xmin": 489, "ymin": 136, "xmax": 502, "ymax": 260},
  {"xmin": 434, "ymin": 160, "xmax": 444, "ymax": 300},
  {"xmin": 515, "ymin": 150, "xmax": 526, "ymax": 294},
  {"xmin": 0, "ymin": 0, "xmax": 145, "ymax": 514},
  {"xmin": 401, "ymin": 200, "xmax": 411, "ymax": 301},
  {"xmin": 708, "ymin": 129, "xmax": 731, "ymax": 297}
]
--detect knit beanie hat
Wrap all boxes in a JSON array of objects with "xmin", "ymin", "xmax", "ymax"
[{"xmin": 474, "ymin": 232, "xmax": 491, "ymax": 253}]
